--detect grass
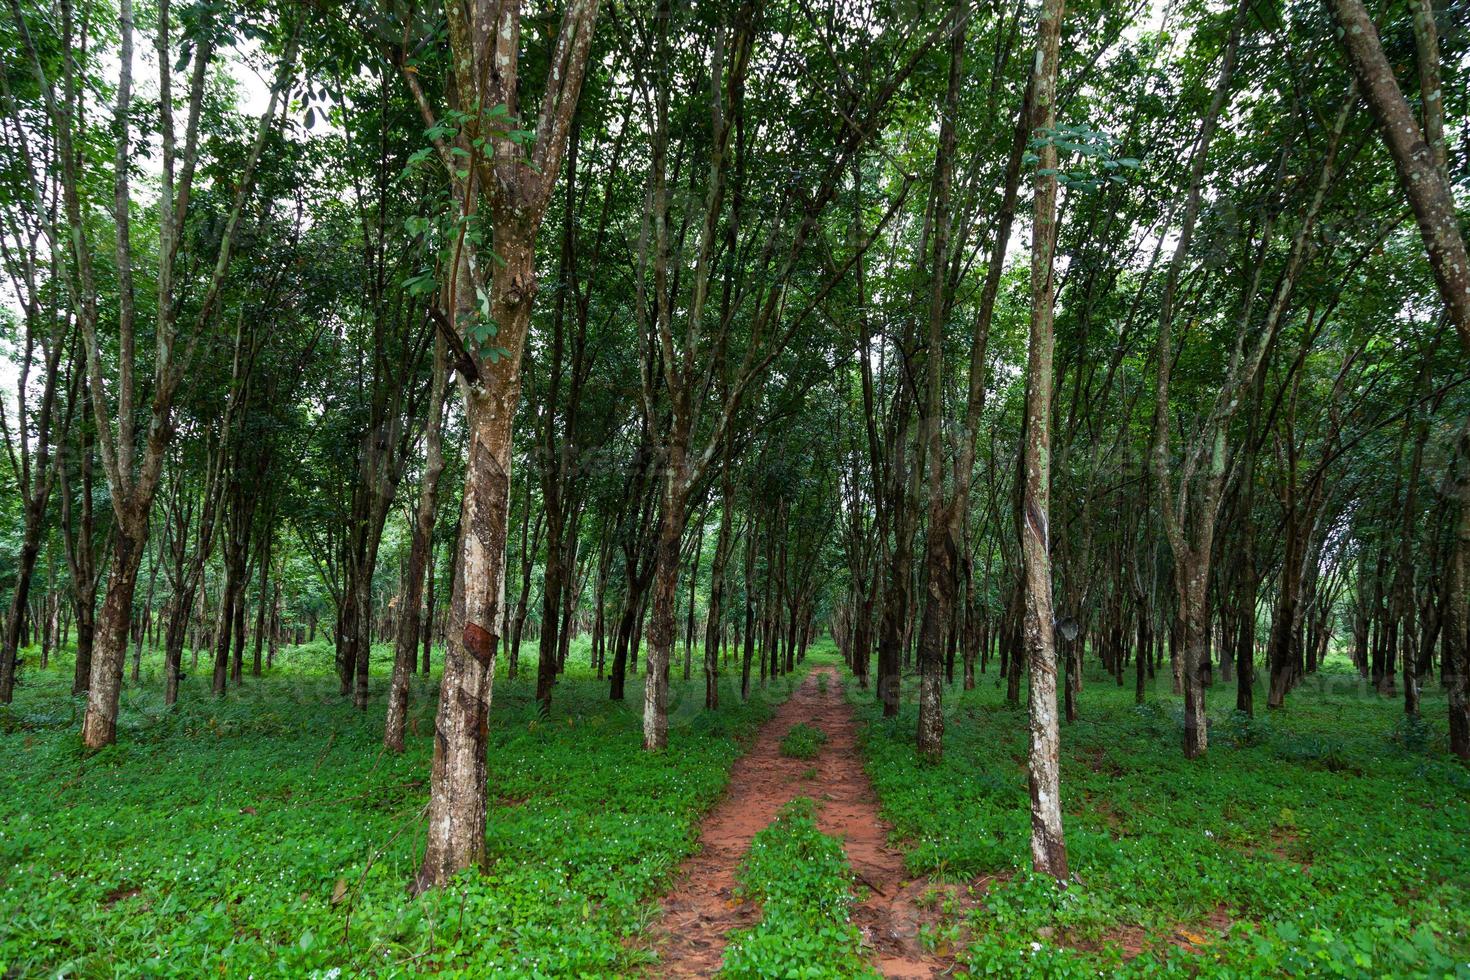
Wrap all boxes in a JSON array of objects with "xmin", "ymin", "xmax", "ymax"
[
  {"xmin": 779, "ymin": 721, "xmax": 828, "ymax": 760},
  {"xmin": 722, "ymin": 797, "xmax": 875, "ymax": 979},
  {"xmin": 0, "ymin": 635, "xmax": 805, "ymax": 977},
  {"xmin": 851, "ymin": 654, "xmax": 1470, "ymax": 977}
]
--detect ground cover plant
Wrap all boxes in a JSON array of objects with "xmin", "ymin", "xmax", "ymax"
[
  {"xmin": 853, "ymin": 658, "xmax": 1470, "ymax": 978},
  {"xmin": 779, "ymin": 722, "xmax": 829, "ymax": 760},
  {"xmin": 722, "ymin": 797, "xmax": 874, "ymax": 980},
  {"xmin": 0, "ymin": 640, "xmax": 802, "ymax": 977}
]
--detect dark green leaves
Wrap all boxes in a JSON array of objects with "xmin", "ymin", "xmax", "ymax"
[{"xmin": 1027, "ymin": 123, "xmax": 1142, "ymax": 192}]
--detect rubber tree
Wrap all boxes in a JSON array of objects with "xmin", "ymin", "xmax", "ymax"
[
  {"xmin": 632, "ymin": 0, "xmax": 947, "ymax": 749},
  {"xmin": 398, "ymin": 0, "xmax": 601, "ymax": 892},
  {"xmin": 384, "ymin": 333, "xmax": 447, "ymax": 753},
  {"xmin": 1021, "ymin": 0, "xmax": 1068, "ymax": 884}
]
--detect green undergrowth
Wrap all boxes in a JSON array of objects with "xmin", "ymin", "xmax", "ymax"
[
  {"xmin": 779, "ymin": 721, "xmax": 829, "ymax": 759},
  {"xmin": 0, "ymin": 637, "xmax": 810, "ymax": 977},
  {"xmin": 721, "ymin": 797, "xmax": 876, "ymax": 979},
  {"xmin": 851, "ymin": 656, "xmax": 1470, "ymax": 978}
]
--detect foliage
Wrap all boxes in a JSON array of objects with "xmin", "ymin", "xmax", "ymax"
[
  {"xmin": 779, "ymin": 722, "xmax": 828, "ymax": 760},
  {"xmin": 0, "ymin": 642, "xmax": 802, "ymax": 977},
  {"xmin": 852, "ymin": 658, "xmax": 1470, "ymax": 978},
  {"xmin": 722, "ymin": 797, "xmax": 876, "ymax": 980}
]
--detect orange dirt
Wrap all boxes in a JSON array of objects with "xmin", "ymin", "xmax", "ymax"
[{"xmin": 647, "ymin": 665, "xmax": 954, "ymax": 978}]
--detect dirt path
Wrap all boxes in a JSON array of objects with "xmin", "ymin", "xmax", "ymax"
[{"xmin": 648, "ymin": 665, "xmax": 951, "ymax": 978}]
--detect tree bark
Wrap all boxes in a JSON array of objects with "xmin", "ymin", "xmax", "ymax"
[
  {"xmin": 1022, "ymin": 0, "xmax": 1068, "ymax": 883},
  {"xmin": 410, "ymin": 0, "xmax": 598, "ymax": 891},
  {"xmin": 386, "ymin": 336, "xmax": 447, "ymax": 753},
  {"xmin": 643, "ymin": 484, "xmax": 687, "ymax": 750},
  {"xmin": 414, "ymin": 381, "xmax": 516, "ymax": 891},
  {"xmin": 1447, "ymin": 419, "xmax": 1470, "ymax": 758},
  {"xmin": 914, "ymin": 15, "xmax": 964, "ymax": 763},
  {"xmin": 0, "ymin": 526, "xmax": 42, "ymax": 702},
  {"xmin": 704, "ymin": 482, "xmax": 734, "ymax": 710},
  {"xmin": 80, "ymin": 521, "xmax": 145, "ymax": 749}
]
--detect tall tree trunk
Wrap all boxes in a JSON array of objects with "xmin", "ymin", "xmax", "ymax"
[
  {"xmin": 212, "ymin": 558, "xmax": 239, "ymax": 696},
  {"xmin": 251, "ymin": 536, "xmax": 271, "ymax": 677},
  {"xmin": 409, "ymin": 0, "xmax": 600, "ymax": 876},
  {"xmin": 351, "ymin": 544, "xmax": 376, "ymax": 708},
  {"xmin": 231, "ymin": 571, "xmax": 248, "ymax": 684},
  {"xmin": 80, "ymin": 521, "xmax": 146, "ymax": 749},
  {"xmin": 415, "ymin": 376, "xmax": 517, "ymax": 892},
  {"xmin": 684, "ymin": 519, "xmax": 703, "ymax": 682},
  {"xmin": 1446, "ymin": 419, "xmax": 1470, "ymax": 758},
  {"xmin": 422, "ymin": 539, "xmax": 437, "ymax": 675},
  {"xmin": 704, "ymin": 485, "xmax": 733, "ymax": 710},
  {"xmin": 1150, "ymin": 0, "xmax": 1250, "ymax": 759},
  {"xmin": 1022, "ymin": 0, "xmax": 1068, "ymax": 882},
  {"xmin": 609, "ymin": 590, "xmax": 637, "ymax": 701},
  {"xmin": 1176, "ymin": 562, "xmax": 1210, "ymax": 757},
  {"xmin": 72, "ymin": 596, "xmax": 96, "ymax": 696},
  {"xmin": 535, "ymin": 528, "xmax": 563, "ymax": 702},
  {"xmin": 742, "ymin": 524, "xmax": 757, "ymax": 701},
  {"xmin": 643, "ymin": 475, "xmax": 688, "ymax": 750},
  {"xmin": 131, "ymin": 538, "xmax": 160, "ymax": 683},
  {"xmin": 914, "ymin": 16, "xmax": 964, "ymax": 763},
  {"xmin": 0, "ymin": 512, "xmax": 45, "ymax": 703},
  {"xmin": 386, "ymin": 337, "xmax": 447, "ymax": 753}
]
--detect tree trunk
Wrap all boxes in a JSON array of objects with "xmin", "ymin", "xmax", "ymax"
[
  {"xmin": 80, "ymin": 524, "xmax": 146, "ymax": 749},
  {"xmin": 914, "ymin": 16, "xmax": 964, "ymax": 763},
  {"xmin": 1022, "ymin": 0, "xmax": 1068, "ymax": 882},
  {"xmin": 252, "ymin": 539, "xmax": 271, "ymax": 677},
  {"xmin": 72, "ymin": 602, "xmax": 96, "ymax": 696},
  {"xmin": 643, "ymin": 484, "xmax": 687, "ymax": 751},
  {"xmin": 684, "ymin": 521, "xmax": 703, "ymax": 682},
  {"xmin": 704, "ymin": 488, "xmax": 733, "ymax": 710},
  {"xmin": 1327, "ymin": 0, "xmax": 1470, "ymax": 353},
  {"xmin": 1446, "ymin": 419, "xmax": 1470, "ymax": 758},
  {"xmin": 1235, "ymin": 576, "xmax": 1256, "ymax": 716},
  {"xmin": 1167, "ymin": 556, "xmax": 1211, "ymax": 759},
  {"xmin": 414, "ymin": 376, "xmax": 517, "ymax": 893},
  {"xmin": 351, "ymin": 556, "xmax": 374, "ymax": 708},
  {"xmin": 387, "ymin": 337, "xmax": 448, "ymax": 751},
  {"xmin": 212, "ymin": 560, "xmax": 239, "ymax": 697},
  {"xmin": 609, "ymin": 590, "xmax": 637, "ymax": 701},
  {"xmin": 422, "ymin": 542, "xmax": 436, "ymax": 675},
  {"xmin": 231, "ymin": 574, "xmax": 248, "ymax": 684},
  {"xmin": 0, "ymin": 514, "xmax": 44, "ymax": 702},
  {"xmin": 534, "ymin": 514, "xmax": 563, "ymax": 699}
]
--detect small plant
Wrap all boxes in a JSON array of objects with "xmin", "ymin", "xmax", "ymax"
[
  {"xmin": 918, "ymin": 918, "xmax": 961, "ymax": 954},
  {"xmin": 1219, "ymin": 709, "xmax": 1270, "ymax": 749},
  {"xmin": 1273, "ymin": 732, "xmax": 1354, "ymax": 772},
  {"xmin": 722, "ymin": 799, "xmax": 876, "ymax": 978},
  {"xmin": 1389, "ymin": 713, "xmax": 1434, "ymax": 753},
  {"xmin": 818, "ymin": 673, "xmax": 829, "ymax": 695},
  {"xmin": 780, "ymin": 722, "xmax": 828, "ymax": 759}
]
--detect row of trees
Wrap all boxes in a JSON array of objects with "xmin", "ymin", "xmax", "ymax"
[{"xmin": 3, "ymin": 0, "xmax": 1466, "ymax": 893}]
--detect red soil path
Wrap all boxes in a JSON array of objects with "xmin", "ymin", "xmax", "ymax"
[{"xmin": 647, "ymin": 665, "xmax": 953, "ymax": 978}]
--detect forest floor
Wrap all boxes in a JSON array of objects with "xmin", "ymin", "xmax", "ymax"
[
  {"xmin": 853, "ymin": 658, "xmax": 1470, "ymax": 977},
  {"xmin": 649, "ymin": 664, "xmax": 952, "ymax": 978},
  {"xmin": 0, "ymin": 637, "xmax": 809, "ymax": 977},
  {"xmin": 2, "ymin": 639, "xmax": 1468, "ymax": 978}
]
